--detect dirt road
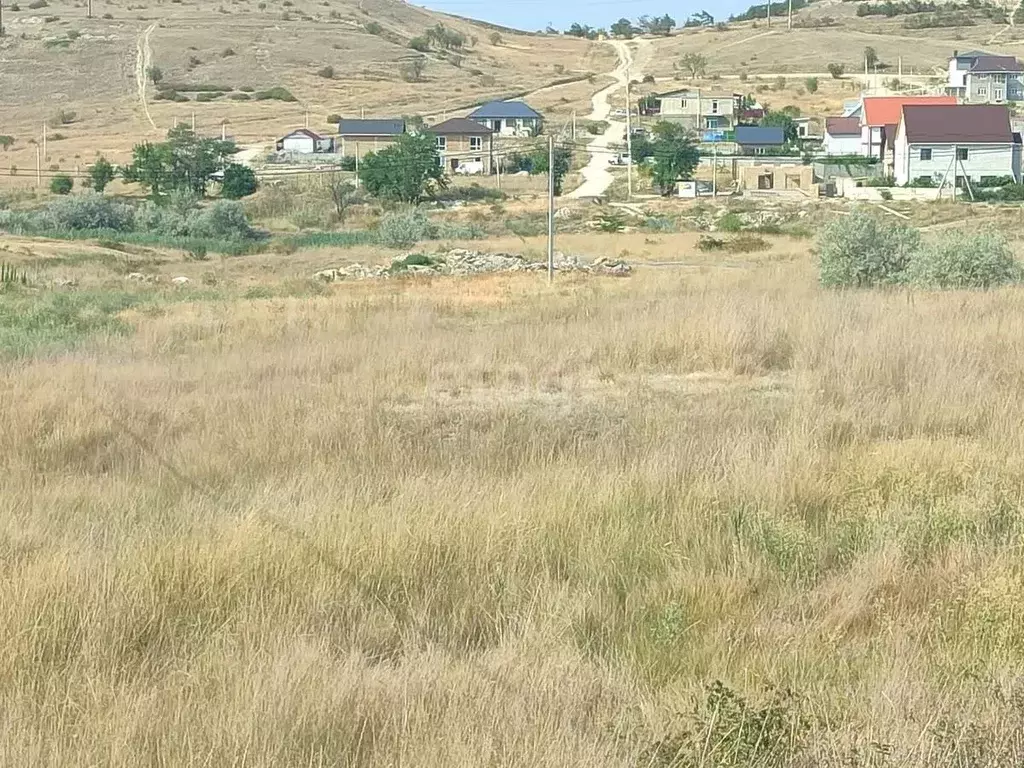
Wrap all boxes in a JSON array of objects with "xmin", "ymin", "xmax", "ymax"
[
  {"xmin": 567, "ymin": 39, "xmax": 651, "ymax": 199},
  {"xmin": 135, "ymin": 23, "xmax": 157, "ymax": 131}
]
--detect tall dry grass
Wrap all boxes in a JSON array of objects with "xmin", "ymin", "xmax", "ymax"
[{"xmin": 4, "ymin": 259, "xmax": 1024, "ymax": 765}]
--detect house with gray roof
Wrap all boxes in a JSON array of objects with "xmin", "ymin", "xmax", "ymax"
[
  {"xmin": 735, "ymin": 125, "xmax": 787, "ymax": 155},
  {"xmin": 336, "ymin": 118, "xmax": 406, "ymax": 158},
  {"xmin": 947, "ymin": 50, "xmax": 1024, "ymax": 103},
  {"xmin": 467, "ymin": 101, "xmax": 542, "ymax": 137}
]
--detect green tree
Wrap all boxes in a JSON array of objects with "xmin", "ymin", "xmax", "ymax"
[
  {"xmin": 610, "ymin": 17, "xmax": 636, "ymax": 38},
  {"xmin": 147, "ymin": 65, "xmax": 163, "ymax": 84},
  {"xmin": 638, "ymin": 14, "xmax": 675, "ymax": 35},
  {"xmin": 530, "ymin": 144, "xmax": 572, "ymax": 195},
  {"xmin": 760, "ymin": 110, "xmax": 798, "ymax": 143},
  {"xmin": 87, "ymin": 155, "xmax": 116, "ymax": 193},
  {"xmin": 121, "ymin": 126, "xmax": 236, "ymax": 200},
  {"xmin": 358, "ymin": 132, "xmax": 446, "ymax": 202},
  {"xmin": 649, "ymin": 123, "xmax": 699, "ymax": 195},
  {"xmin": 687, "ymin": 10, "xmax": 715, "ymax": 26},
  {"xmin": 680, "ymin": 52, "xmax": 708, "ymax": 79},
  {"xmin": 827, "ymin": 62, "xmax": 845, "ymax": 79},
  {"xmin": 49, "ymin": 174, "xmax": 73, "ymax": 195},
  {"xmin": 864, "ymin": 46, "xmax": 878, "ymax": 69},
  {"xmin": 221, "ymin": 163, "xmax": 258, "ymax": 199}
]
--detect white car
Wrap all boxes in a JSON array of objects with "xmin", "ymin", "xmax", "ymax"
[{"xmin": 611, "ymin": 108, "xmax": 628, "ymax": 118}]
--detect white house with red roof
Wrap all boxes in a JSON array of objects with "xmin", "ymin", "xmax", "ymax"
[{"xmin": 275, "ymin": 128, "xmax": 334, "ymax": 154}]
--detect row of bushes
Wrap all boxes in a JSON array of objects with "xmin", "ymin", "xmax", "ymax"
[
  {"xmin": 819, "ymin": 211, "xmax": 1020, "ymax": 289},
  {"xmin": 0, "ymin": 194, "xmax": 258, "ymax": 243}
]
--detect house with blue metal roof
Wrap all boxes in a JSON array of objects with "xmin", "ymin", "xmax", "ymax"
[
  {"xmin": 467, "ymin": 100, "xmax": 543, "ymax": 137},
  {"xmin": 735, "ymin": 125, "xmax": 787, "ymax": 155}
]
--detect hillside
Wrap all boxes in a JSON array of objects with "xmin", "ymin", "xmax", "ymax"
[{"xmin": 0, "ymin": 0, "xmax": 612, "ymax": 182}]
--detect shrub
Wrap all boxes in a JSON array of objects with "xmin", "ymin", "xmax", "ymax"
[
  {"xmin": 189, "ymin": 200, "xmax": 256, "ymax": 240},
  {"xmin": 147, "ymin": 65, "xmax": 163, "ymax": 83},
  {"xmin": 907, "ymin": 230, "xmax": 1021, "ymax": 289},
  {"xmin": 228, "ymin": 92, "xmax": 250, "ymax": 101},
  {"xmin": 804, "ymin": 76, "xmax": 818, "ymax": 93},
  {"xmin": 818, "ymin": 210, "xmax": 919, "ymax": 287},
  {"xmin": 317, "ymin": 65, "xmax": 335, "ymax": 79},
  {"xmin": 253, "ymin": 87, "xmax": 297, "ymax": 102},
  {"xmin": 27, "ymin": 0, "xmax": 47, "ymax": 8},
  {"xmin": 222, "ymin": 47, "xmax": 236, "ymax": 57},
  {"xmin": 717, "ymin": 212, "xmax": 744, "ymax": 232},
  {"xmin": 41, "ymin": 193, "xmax": 136, "ymax": 230},
  {"xmin": 408, "ymin": 36, "xmax": 430, "ymax": 52},
  {"xmin": 221, "ymin": 164, "xmax": 258, "ymax": 199},
  {"xmin": 399, "ymin": 57, "xmax": 426, "ymax": 82},
  {"xmin": 0, "ymin": 135, "xmax": 14, "ymax": 150},
  {"xmin": 49, "ymin": 175, "xmax": 74, "ymax": 195},
  {"xmin": 364, "ymin": 20, "xmax": 383, "ymax": 34},
  {"xmin": 489, "ymin": 31, "xmax": 502, "ymax": 45},
  {"xmin": 49, "ymin": 108, "xmax": 76, "ymax": 127},
  {"xmin": 828, "ymin": 62, "xmax": 845, "ymax": 78},
  {"xmin": 376, "ymin": 208, "xmax": 431, "ymax": 248}
]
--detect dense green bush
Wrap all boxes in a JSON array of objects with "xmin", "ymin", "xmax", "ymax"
[
  {"xmin": 818, "ymin": 210, "xmax": 919, "ymax": 287},
  {"xmin": 221, "ymin": 164, "xmax": 258, "ymax": 199},
  {"xmin": 906, "ymin": 230, "xmax": 1021, "ymax": 289},
  {"xmin": 375, "ymin": 208, "xmax": 482, "ymax": 248},
  {"xmin": 49, "ymin": 175, "xmax": 74, "ymax": 195}
]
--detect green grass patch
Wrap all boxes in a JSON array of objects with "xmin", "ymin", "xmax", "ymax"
[
  {"xmin": 253, "ymin": 87, "xmax": 298, "ymax": 102},
  {"xmin": 279, "ymin": 231, "xmax": 375, "ymax": 249}
]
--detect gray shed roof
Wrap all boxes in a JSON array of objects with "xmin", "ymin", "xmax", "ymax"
[
  {"xmin": 735, "ymin": 125, "xmax": 786, "ymax": 145},
  {"xmin": 337, "ymin": 119, "xmax": 406, "ymax": 136}
]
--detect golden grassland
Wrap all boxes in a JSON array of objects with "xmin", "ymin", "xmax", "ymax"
[{"xmin": 4, "ymin": 231, "xmax": 1024, "ymax": 765}]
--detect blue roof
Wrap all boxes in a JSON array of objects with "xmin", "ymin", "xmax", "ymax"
[
  {"xmin": 735, "ymin": 125, "xmax": 786, "ymax": 145},
  {"xmin": 468, "ymin": 100, "xmax": 541, "ymax": 119}
]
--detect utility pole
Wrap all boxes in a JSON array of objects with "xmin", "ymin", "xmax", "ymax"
[
  {"xmin": 304, "ymin": 110, "xmax": 309, "ymax": 129},
  {"xmin": 191, "ymin": 111, "xmax": 196, "ymax": 131},
  {"xmin": 788, "ymin": 0, "xmax": 792, "ymax": 29},
  {"xmin": 35, "ymin": 145, "xmax": 40, "ymax": 187},
  {"xmin": 712, "ymin": 140, "xmax": 717, "ymax": 196},
  {"xmin": 221, "ymin": 121, "xmax": 227, "ymax": 141},
  {"xmin": 572, "ymin": 110, "xmax": 577, "ymax": 141},
  {"xmin": 625, "ymin": 70, "xmax": 633, "ymax": 199},
  {"xmin": 42, "ymin": 122, "xmax": 46, "ymax": 161},
  {"xmin": 547, "ymin": 135, "xmax": 554, "ymax": 283},
  {"xmin": 767, "ymin": 0, "xmax": 771, "ymax": 28},
  {"xmin": 354, "ymin": 151, "xmax": 360, "ymax": 188},
  {"xmin": 87, "ymin": 0, "xmax": 92, "ymax": 17},
  {"xmin": 1, "ymin": 0, "xmax": 5, "ymax": 37}
]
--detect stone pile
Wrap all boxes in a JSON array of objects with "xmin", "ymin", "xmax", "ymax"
[{"xmin": 313, "ymin": 249, "xmax": 631, "ymax": 282}]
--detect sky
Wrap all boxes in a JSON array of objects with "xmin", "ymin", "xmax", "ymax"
[{"xmin": 413, "ymin": 0, "xmax": 752, "ymax": 34}]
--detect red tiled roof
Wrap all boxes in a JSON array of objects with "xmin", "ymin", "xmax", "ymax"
[
  {"xmin": 825, "ymin": 116, "xmax": 860, "ymax": 136},
  {"xmin": 901, "ymin": 104, "xmax": 1012, "ymax": 143},
  {"xmin": 862, "ymin": 96, "xmax": 957, "ymax": 127}
]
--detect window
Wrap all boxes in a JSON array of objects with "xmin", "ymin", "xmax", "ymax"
[
  {"xmin": 710, "ymin": 100, "xmax": 720, "ymax": 114},
  {"xmin": 919, "ymin": 148, "xmax": 932, "ymax": 161},
  {"xmin": 469, "ymin": 136, "xmax": 482, "ymax": 151},
  {"xmin": 978, "ymin": 87, "xmax": 988, "ymax": 96},
  {"xmin": 957, "ymin": 147, "xmax": 969, "ymax": 161},
  {"xmin": 679, "ymin": 99, "xmax": 688, "ymax": 109},
  {"xmin": 995, "ymin": 89, "xmax": 1005, "ymax": 101},
  {"xmin": 995, "ymin": 73, "xmax": 1007, "ymax": 83},
  {"xmin": 436, "ymin": 136, "xmax": 447, "ymax": 151}
]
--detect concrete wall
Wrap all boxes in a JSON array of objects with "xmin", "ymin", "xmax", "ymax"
[
  {"xmin": 837, "ymin": 178, "xmax": 942, "ymax": 200},
  {"xmin": 823, "ymin": 134, "xmax": 861, "ymax": 156},
  {"xmin": 738, "ymin": 164, "xmax": 817, "ymax": 196},
  {"xmin": 814, "ymin": 161, "xmax": 884, "ymax": 180},
  {"xmin": 338, "ymin": 136, "xmax": 400, "ymax": 158}
]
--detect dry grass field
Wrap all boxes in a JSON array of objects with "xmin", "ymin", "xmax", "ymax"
[{"xmin": 4, "ymin": 227, "xmax": 1024, "ymax": 764}]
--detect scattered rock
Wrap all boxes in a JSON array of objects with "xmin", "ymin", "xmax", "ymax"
[
  {"xmin": 126, "ymin": 272, "xmax": 158, "ymax": 282},
  {"xmin": 313, "ymin": 249, "xmax": 631, "ymax": 283},
  {"xmin": 171, "ymin": 276, "xmax": 191, "ymax": 285}
]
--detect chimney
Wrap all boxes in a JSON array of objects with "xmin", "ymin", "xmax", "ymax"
[{"xmin": 953, "ymin": 50, "xmax": 958, "ymax": 58}]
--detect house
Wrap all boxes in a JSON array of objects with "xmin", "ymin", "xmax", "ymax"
[
  {"xmin": 337, "ymin": 118, "xmax": 405, "ymax": 157},
  {"xmin": 824, "ymin": 116, "xmax": 861, "ymax": 155},
  {"xmin": 654, "ymin": 89, "xmax": 741, "ymax": 132},
  {"xmin": 276, "ymin": 128, "xmax": 334, "ymax": 154},
  {"xmin": 793, "ymin": 117, "xmax": 820, "ymax": 140},
  {"xmin": 860, "ymin": 95, "xmax": 957, "ymax": 162},
  {"xmin": 947, "ymin": 50, "xmax": 1024, "ymax": 103},
  {"xmin": 735, "ymin": 125, "xmax": 786, "ymax": 155},
  {"xmin": 893, "ymin": 104, "xmax": 1020, "ymax": 187},
  {"xmin": 467, "ymin": 101, "xmax": 542, "ymax": 137},
  {"xmin": 427, "ymin": 117, "xmax": 495, "ymax": 174},
  {"xmin": 739, "ymin": 164, "xmax": 817, "ymax": 196}
]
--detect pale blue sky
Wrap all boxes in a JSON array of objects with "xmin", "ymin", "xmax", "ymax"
[{"xmin": 415, "ymin": 0, "xmax": 753, "ymax": 33}]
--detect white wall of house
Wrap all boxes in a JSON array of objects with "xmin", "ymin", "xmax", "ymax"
[
  {"xmin": 824, "ymin": 133, "xmax": 860, "ymax": 155},
  {"xmin": 281, "ymin": 134, "xmax": 316, "ymax": 153},
  {"xmin": 948, "ymin": 58, "xmax": 968, "ymax": 89},
  {"xmin": 895, "ymin": 138, "xmax": 1016, "ymax": 186},
  {"xmin": 860, "ymin": 125, "xmax": 886, "ymax": 159}
]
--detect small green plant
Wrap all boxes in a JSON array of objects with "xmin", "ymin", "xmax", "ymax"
[
  {"xmin": 717, "ymin": 212, "xmax": 744, "ymax": 232},
  {"xmin": 389, "ymin": 252, "xmax": 435, "ymax": 273},
  {"xmin": 364, "ymin": 20, "xmax": 383, "ymax": 34},
  {"xmin": 147, "ymin": 65, "xmax": 163, "ymax": 84},
  {"xmin": 804, "ymin": 76, "xmax": 818, "ymax": 93},
  {"xmin": 597, "ymin": 211, "xmax": 627, "ymax": 233},
  {"xmin": 49, "ymin": 174, "xmax": 74, "ymax": 195},
  {"xmin": 408, "ymin": 35, "xmax": 430, "ymax": 52},
  {"xmin": 0, "ymin": 135, "xmax": 15, "ymax": 151},
  {"xmin": 879, "ymin": 188, "xmax": 893, "ymax": 201}
]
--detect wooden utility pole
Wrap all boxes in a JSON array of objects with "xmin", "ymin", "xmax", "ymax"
[
  {"xmin": 767, "ymin": 0, "xmax": 771, "ymax": 28},
  {"xmin": 788, "ymin": 0, "xmax": 793, "ymax": 29},
  {"xmin": 1, "ymin": 0, "xmax": 5, "ymax": 37},
  {"xmin": 87, "ymin": 0, "xmax": 92, "ymax": 17},
  {"xmin": 35, "ymin": 145, "xmax": 40, "ymax": 187},
  {"xmin": 42, "ymin": 122, "xmax": 46, "ymax": 161},
  {"xmin": 547, "ymin": 135, "xmax": 554, "ymax": 283},
  {"xmin": 625, "ymin": 68, "xmax": 633, "ymax": 199}
]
